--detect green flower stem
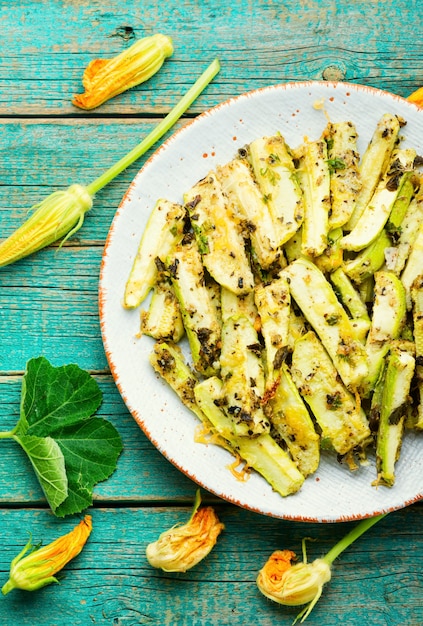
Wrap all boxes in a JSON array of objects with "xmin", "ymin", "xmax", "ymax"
[
  {"xmin": 86, "ymin": 58, "xmax": 220, "ymax": 196},
  {"xmin": 1, "ymin": 579, "xmax": 16, "ymax": 595},
  {"xmin": 0, "ymin": 430, "xmax": 15, "ymax": 439},
  {"xmin": 323, "ymin": 513, "xmax": 388, "ymax": 565}
]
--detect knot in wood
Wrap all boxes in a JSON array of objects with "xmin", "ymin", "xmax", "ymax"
[{"xmin": 322, "ymin": 65, "xmax": 345, "ymax": 81}]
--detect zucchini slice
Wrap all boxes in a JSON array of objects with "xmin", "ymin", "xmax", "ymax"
[
  {"xmin": 291, "ymin": 331, "xmax": 371, "ymax": 455},
  {"xmin": 219, "ymin": 315, "xmax": 270, "ymax": 437},
  {"xmin": 194, "ymin": 376, "xmax": 305, "ymax": 497},
  {"xmin": 184, "ymin": 171, "xmax": 255, "ymax": 294},
  {"xmin": 326, "ymin": 121, "xmax": 362, "ymax": 229},
  {"xmin": 373, "ymin": 343, "xmax": 415, "ymax": 487},
  {"xmin": 296, "ymin": 139, "xmax": 331, "ymax": 257},
  {"xmin": 217, "ymin": 158, "xmax": 282, "ymax": 269},
  {"xmin": 267, "ymin": 363, "xmax": 320, "ymax": 477},
  {"xmin": 411, "ymin": 277, "xmax": 423, "ymax": 429},
  {"xmin": 282, "ymin": 258, "xmax": 368, "ymax": 390},
  {"xmin": 140, "ymin": 279, "xmax": 184, "ymax": 343},
  {"xmin": 168, "ymin": 239, "xmax": 221, "ymax": 376},
  {"xmin": 124, "ymin": 198, "xmax": 187, "ymax": 308},
  {"xmin": 254, "ymin": 274, "xmax": 291, "ymax": 385},
  {"xmin": 340, "ymin": 149, "xmax": 416, "ymax": 252},
  {"xmin": 362, "ymin": 271, "xmax": 407, "ymax": 396},
  {"xmin": 248, "ymin": 134, "xmax": 304, "ymax": 245},
  {"xmin": 346, "ymin": 113, "xmax": 401, "ymax": 230}
]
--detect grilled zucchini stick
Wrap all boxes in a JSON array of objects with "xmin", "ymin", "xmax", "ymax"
[
  {"xmin": 343, "ymin": 230, "xmax": 392, "ymax": 285},
  {"xmin": 346, "ymin": 113, "xmax": 401, "ymax": 231},
  {"xmin": 411, "ymin": 277, "xmax": 423, "ymax": 429},
  {"xmin": 221, "ymin": 287, "xmax": 258, "ymax": 327},
  {"xmin": 254, "ymin": 274, "xmax": 291, "ymax": 387},
  {"xmin": 194, "ymin": 376, "xmax": 305, "ymax": 497},
  {"xmin": 184, "ymin": 171, "xmax": 255, "ymax": 294},
  {"xmin": 340, "ymin": 149, "xmax": 416, "ymax": 252},
  {"xmin": 291, "ymin": 331, "xmax": 371, "ymax": 455},
  {"xmin": 150, "ymin": 342, "xmax": 232, "ymax": 454},
  {"xmin": 400, "ymin": 218, "xmax": 423, "ymax": 309},
  {"xmin": 124, "ymin": 199, "xmax": 187, "ymax": 308},
  {"xmin": 326, "ymin": 121, "xmax": 362, "ymax": 229},
  {"xmin": 386, "ymin": 180, "xmax": 423, "ymax": 275},
  {"xmin": 362, "ymin": 271, "xmax": 406, "ymax": 396},
  {"xmin": 167, "ymin": 239, "xmax": 221, "ymax": 376},
  {"xmin": 248, "ymin": 134, "xmax": 304, "ymax": 245},
  {"xmin": 267, "ymin": 363, "xmax": 320, "ymax": 477},
  {"xmin": 140, "ymin": 279, "xmax": 184, "ymax": 342},
  {"xmin": 330, "ymin": 267, "xmax": 371, "ymax": 343},
  {"xmin": 219, "ymin": 315, "xmax": 270, "ymax": 437},
  {"xmin": 314, "ymin": 227, "xmax": 343, "ymax": 274},
  {"xmin": 373, "ymin": 343, "xmax": 415, "ymax": 487},
  {"xmin": 296, "ymin": 139, "xmax": 331, "ymax": 257},
  {"xmin": 150, "ymin": 341, "xmax": 208, "ymax": 422},
  {"xmin": 217, "ymin": 158, "xmax": 281, "ymax": 269},
  {"xmin": 344, "ymin": 174, "xmax": 416, "ymax": 284},
  {"xmin": 282, "ymin": 258, "xmax": 368, "ymax": 391}
]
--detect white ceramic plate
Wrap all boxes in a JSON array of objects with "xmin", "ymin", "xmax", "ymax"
[{"xmin": 99, "ymin": 81, "xmax": 423, "ymax": 522}]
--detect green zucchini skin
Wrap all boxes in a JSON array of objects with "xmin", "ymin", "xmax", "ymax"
[{"xmin": 291, "ymin": 331, "xmax": 371, "ymax": 456}]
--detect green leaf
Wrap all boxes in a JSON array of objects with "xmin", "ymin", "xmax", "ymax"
[
  {"xmin": 18, "ymin": 356, "xmax": 102, "ymax": 437},
  {"xmin": 15, "ymin": 434, "xmax": 68, "ymax": 512},
  {"xmin": 4, "ymin": 356, "xmax": 124, "ymax": 517},
  {"xmin": 52, "ymin": 418, "xmax": 123, "ymax": 517}
]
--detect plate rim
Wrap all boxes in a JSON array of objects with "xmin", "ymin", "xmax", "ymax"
[{"xmin": 99, "ymin": 79, "xmax": 423, "ymax": 523}]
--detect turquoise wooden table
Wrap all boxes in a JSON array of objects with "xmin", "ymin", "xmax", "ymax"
[{"xmin": 1, "ymin": 1, "xmax": 423, "ymax": 624}]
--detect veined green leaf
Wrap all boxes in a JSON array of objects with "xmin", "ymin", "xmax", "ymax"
[
  {"xmin": 2, "ymin": 356, "xmax": 123, "ymax": 518},
  {"xmin": 14, "ymin": 434, "xmax": 68, "ymax": 513},
  {"xmin": 18, "ymin": 356, "xmax": 102, "ymax": 436},
  {"xmin": 52, "ymin": 418, "xmax": 123, "ymax": 517}
]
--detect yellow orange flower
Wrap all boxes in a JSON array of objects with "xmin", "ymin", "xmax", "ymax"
[
  {"xmin": 408, "ymin": 87, "xmax": 423, "ymax": 107},
  {"xmin": 257, "ymin": 515, "xmax": 386, "ymax": 624},
  {"xmin": 146, "ymin": 491, "xmax": 224, "ymax": 572},
  {"xmin": 256, "ymin": 549, "xmax": 296, "ymax": 592},
  {"xmin": 0, "ymin": 183, "xmax": 93, "ymax": 267},
  {"xmin": 257, "ymin": 546, "xmax": 331, "ymax": 624},
  {"xmin": 2, "ymin": 515, "xmax": 92, "ymax": 594},
  {"xmin": 258, "ymin": 551, "xmax": 331, "ymax": 603},
  {"xmin": 73, "ymin": 33, "xmax": 173, "ymax": 110}
]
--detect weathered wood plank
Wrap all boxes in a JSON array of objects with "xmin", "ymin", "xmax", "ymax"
[
  {"xmin": 0, "ymin": 2, "xmax": 422, "ymax": 626},
  {"xmin": 0, "ymin": 247, "xmax": 107, "ymax": 370},
  {"xmin": 0, "ymin": 0, "xmax": 421, "ymax": 115},
  {"xmin": 0, "ymin": 505, "xmax": 421, "ymax": 625}
]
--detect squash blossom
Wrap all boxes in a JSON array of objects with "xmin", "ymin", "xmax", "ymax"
[
  {"xmin": 0, "ymin": 58, "xmax": 220, "ymax": 268},
  {"xmin": 257, "ymin": 513, "xmax": 387, "ymax": 624},
  {"xmin": 407, "ymin": 87, "xmax": 423, "ymax": 107},
  {"xmin": 146, "ymin": 491, "xmax": 224, "ymax": 572},
  {"xmin": 0, "ymin": 184, "xmax": 93, "ymax": 267},
  {"xmin": 1, "ymin": 515, "xmax": 92, "ymax": 594},
  {"xmin": 73, "ymin": 33, "xmax": 174, "ymax": 110}
]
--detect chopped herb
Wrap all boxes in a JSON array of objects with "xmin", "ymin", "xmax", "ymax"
[
  {"xmin": 259, "ymin": 166, "xmax": 281, "ymax": 185},
  {"xmin": 198, "ymin": 235, "xmax": 209, "ymax": 255},
  {"xmin": 192, "ymin": 224, "xmax": 210, "ymax": 254},
  {"xmin": 326, "ymin": 391, "xmax": 343, "ymax": 410},
  {"xmin": 324, "ymin": 313, "xmax": 340, "ymax": 326},
  {"xmin": 267, "ymin": 153, "xmax": 281, "ymax": 164},
  {"xmin": 326, "ymin": 158, "xmax": 346, "ymax": 173}
]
